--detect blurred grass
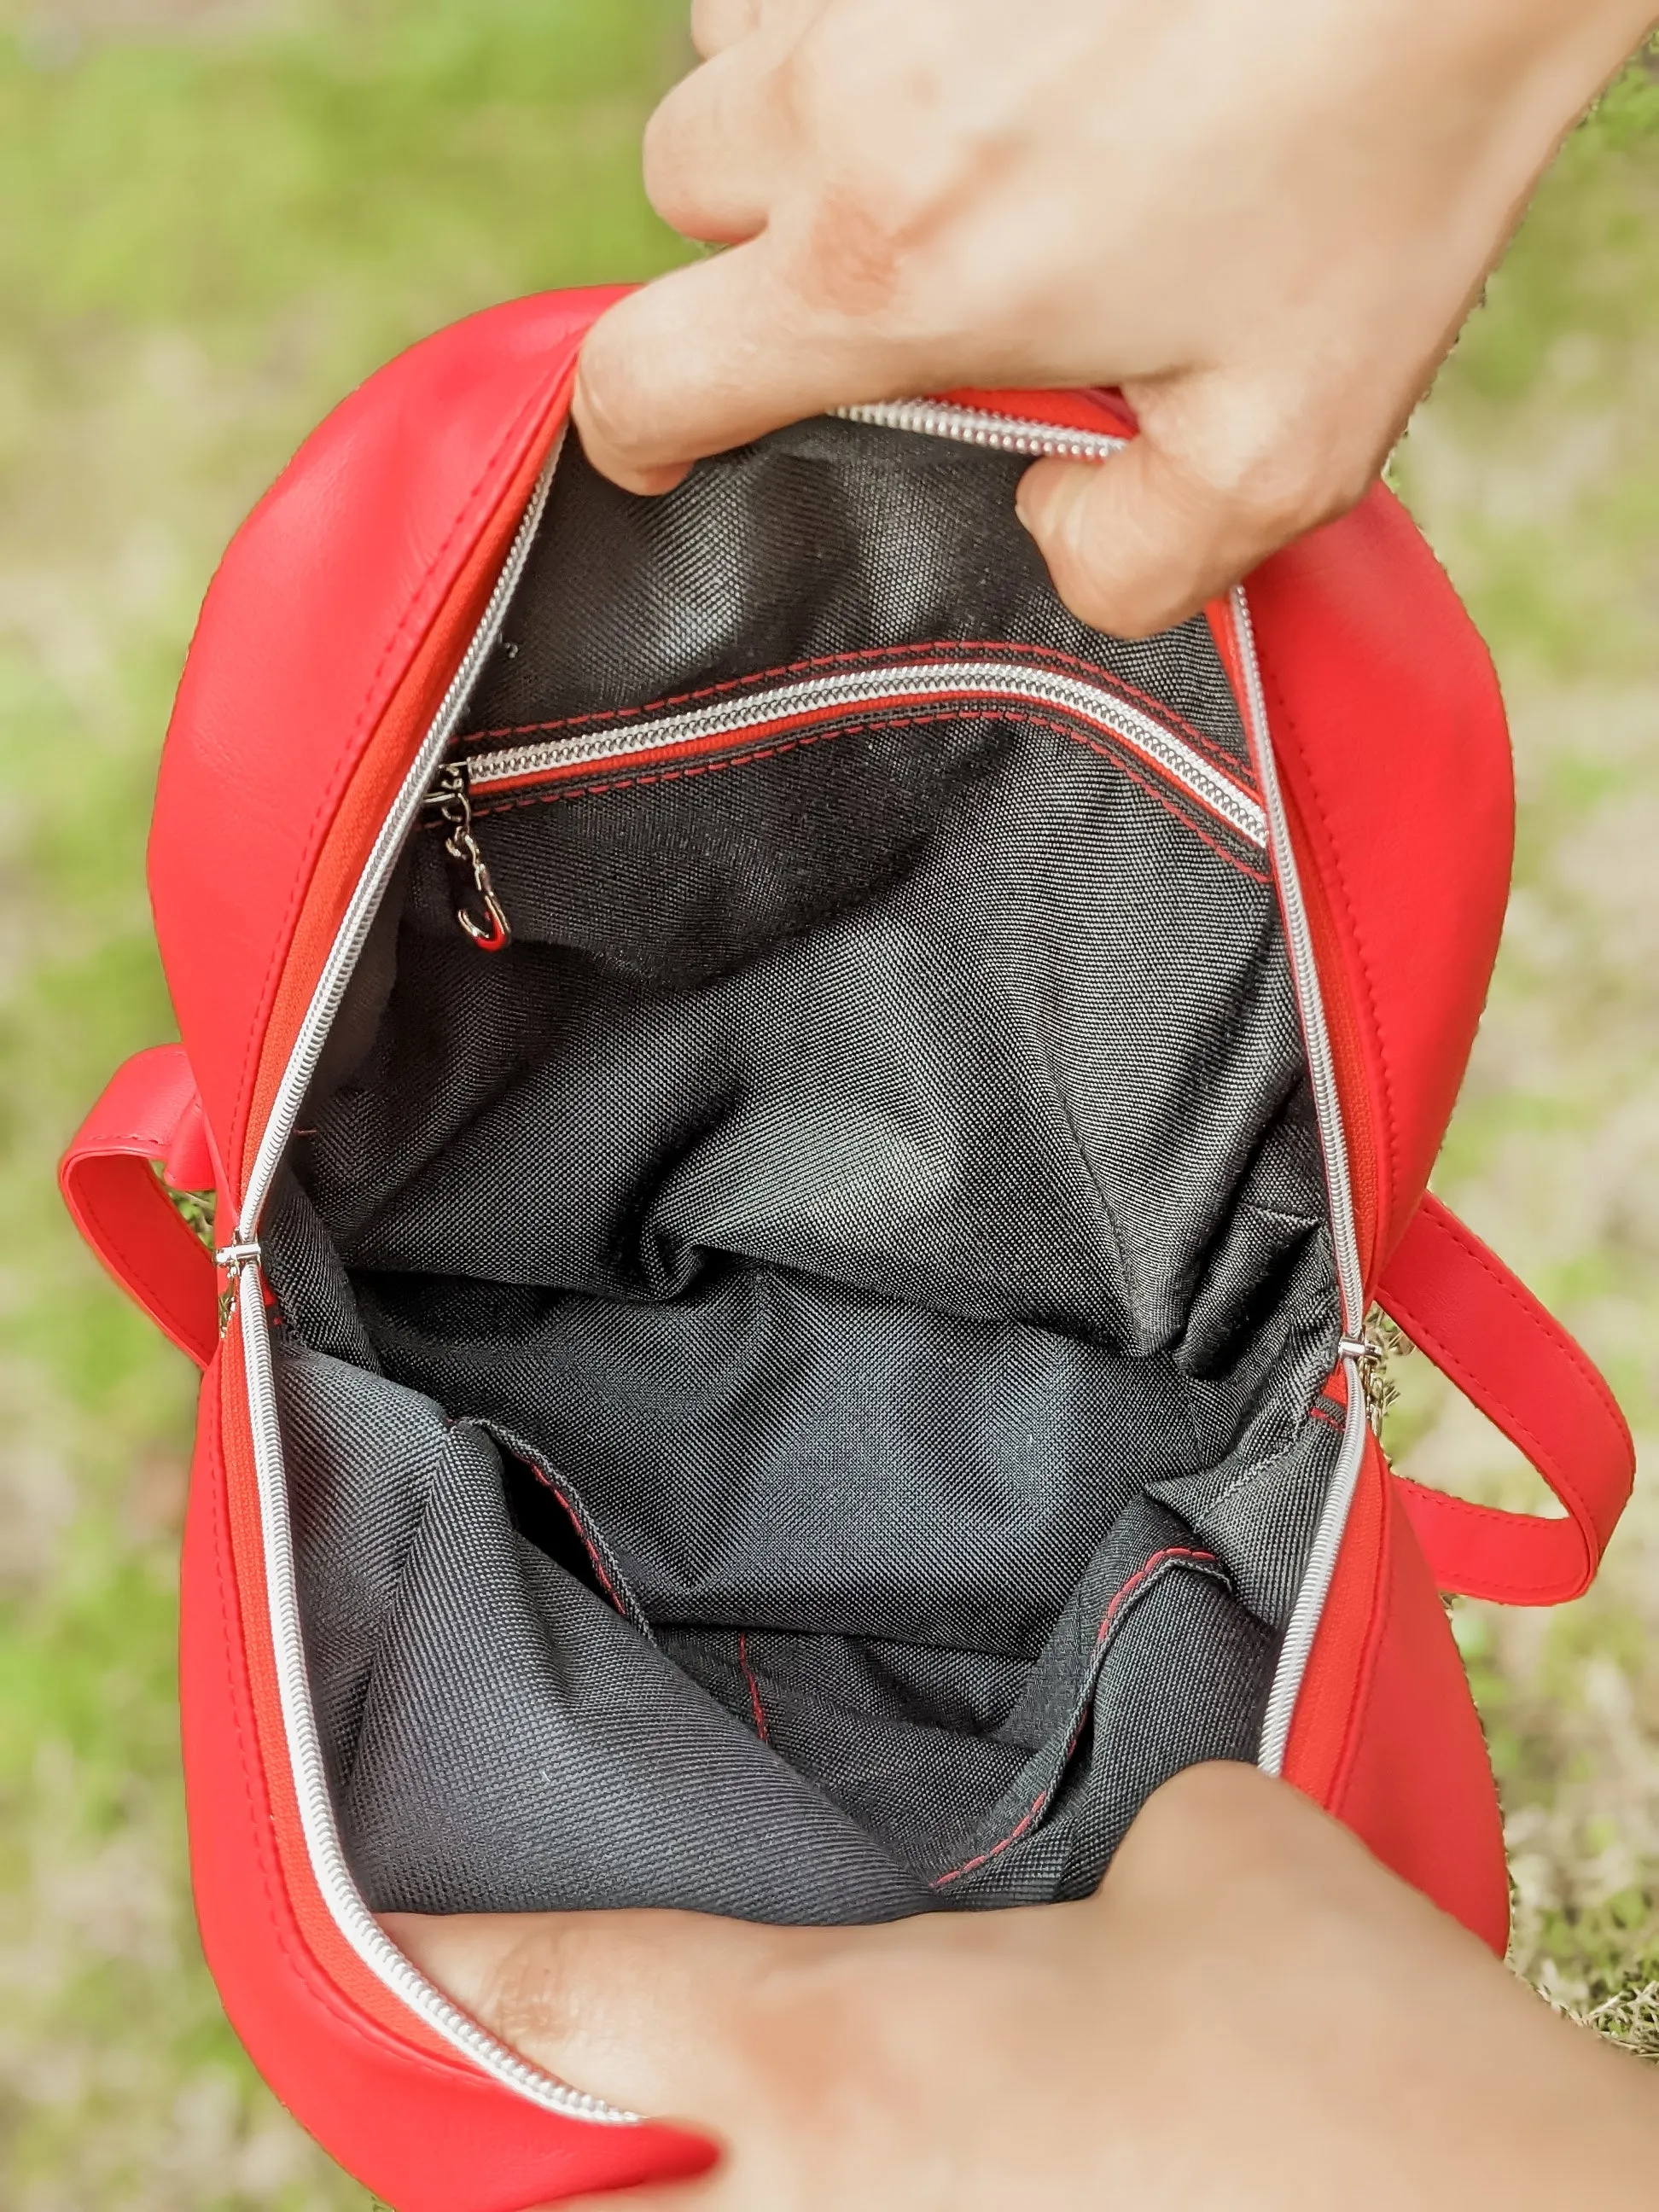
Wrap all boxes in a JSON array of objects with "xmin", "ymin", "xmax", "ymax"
[
  {"xmin": 0, "ymin": 4, "xmax": 693, "ymax": 2202},
  {"xmin": 0, "ymin": 4, "xmax": 1654, "ymax": 2200}
]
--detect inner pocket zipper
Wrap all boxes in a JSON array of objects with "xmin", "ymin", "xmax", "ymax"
[{"xmin": 424, "ymin": 652, "xmax": 1267, "ymax": 948}]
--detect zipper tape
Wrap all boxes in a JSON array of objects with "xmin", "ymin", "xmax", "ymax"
[{"xmin": 461, "ymin": 656, "xmax": 1267, "ymax": 850}]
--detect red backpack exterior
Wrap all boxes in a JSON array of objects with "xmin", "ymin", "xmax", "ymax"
[{"xmin": 60, "ymin": 288, "xmax": 1634, "ymax": 2211}]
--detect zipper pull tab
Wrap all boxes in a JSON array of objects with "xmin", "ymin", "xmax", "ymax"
[{"xmin": 425, "ymin": 760, "xmax": 512, "ymax": 953}]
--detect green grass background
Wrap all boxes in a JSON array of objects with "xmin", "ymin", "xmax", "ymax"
[{"xmin": 0, "ymin": 5, "xmax": 1653, "ymax": 2200}]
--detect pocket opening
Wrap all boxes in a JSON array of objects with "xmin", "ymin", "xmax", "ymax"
[{"xmin": 266, "ymin": 415, "xmax": 1345, "ymax": 1924}]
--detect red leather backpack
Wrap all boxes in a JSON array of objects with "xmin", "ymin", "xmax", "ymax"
[{"xmin": 61, "ymin": 288, "xmax": 1634, "ymax": 2210}]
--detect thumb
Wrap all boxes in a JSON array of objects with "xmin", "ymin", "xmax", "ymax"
[
  {"xmin": 1015, "ymin": 378, "xmax": 1352, "ymax": 638},
  {"xmin": 573, "ymin": 242, "xmax": 918, "ymax": 494},
  {"xmin": 382, "ymin": 1906, "xmax": 794, "ymax": 2121}
]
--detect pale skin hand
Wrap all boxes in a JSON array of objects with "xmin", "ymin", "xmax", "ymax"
[
  {"xmin": 387, "ymin": 1764, "xmax": 1659, "ymax": 2209},
  {"xmin": 571, "ymin": 0, "xmax": 1657, "ymax": 637}
]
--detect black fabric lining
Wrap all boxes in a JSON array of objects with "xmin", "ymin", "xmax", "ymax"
[{"xmin": 267, "ymin": 415, "xmax": 1343, "ymax": 1924}]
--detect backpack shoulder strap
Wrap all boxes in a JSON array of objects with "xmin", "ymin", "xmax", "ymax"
[
  {"xmin": 1377, "ymin": 1192, "xmax": 1634, "ymax": 1605},
  {"xmin": 60, "ymin": 1045, "xmax": 220, "ymax": 1369}
]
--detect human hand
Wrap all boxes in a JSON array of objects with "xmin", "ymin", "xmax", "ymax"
[
  {"xmin": 572, "ymin": 0, "xmax": 1656, "ymax": 637},
  {"xmin": 387, "ymin": 1762, "xmax": 1659, "ymax": 2209}
]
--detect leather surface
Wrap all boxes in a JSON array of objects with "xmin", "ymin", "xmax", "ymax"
[
  {"xmin": 1246, "ymin": 488, "xmax": 1515, "ymax": 1274},
  {"xmin": 184, "ymin": 1359, "xmax": 717, "ymax": 2207},
  {"xmin": 1379, "ymin": 1194, "xmax": 1635, "ymax": 1604},
  {"xmin": 59, "ymin": 1044, "xmax": 220, "ymax": 1365},
  {"xmin": 1284, "ymin": 1432, "xmax": 1511, "ymax": 1953},
  {"xmin": 148, "ymin": 288, "xmax": 623, "ymax": 1209}
]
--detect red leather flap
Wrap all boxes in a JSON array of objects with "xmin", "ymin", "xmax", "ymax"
[
  {"xmin": 1377, "ymin": 1194, "xmax": 1634, "ymax": 1605},
  {"xmin": 60, "ymin": 1045, "xmax": 220, "ymax": 1369}
]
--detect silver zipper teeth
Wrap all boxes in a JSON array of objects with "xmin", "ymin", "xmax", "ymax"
[
  {"xmin": 467, "ymin": 660, "xmax": 1266, "ymax": 849},
  {"xmin": 235, "ymin": 1266, "xmax": 637, "ymax": 2128},
  {"xmin": 1229, "ymin": 582, "xmax": 1369, "ymax": 1778},
  {"xmin": 238, "ymin": 439, "xmax": 561, "ymax": 1238},
  {"xmin": 227, "ymin": 436, "xmax": 632, "ymax": 2126},
  {"xmin": 836, "ymin": 397, "xmax": 1127, "ymax": 462}
]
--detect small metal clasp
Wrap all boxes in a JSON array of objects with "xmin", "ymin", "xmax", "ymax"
[{"xmin": 427, "ymin": 761, "xmax": 512, "ymax": 953}]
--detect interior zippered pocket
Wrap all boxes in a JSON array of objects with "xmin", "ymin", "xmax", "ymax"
[{"xmin": 424, "ymin": 646, "xmax": 1269, "ymax": 946}]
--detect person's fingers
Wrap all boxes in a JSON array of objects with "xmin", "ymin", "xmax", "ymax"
[
  {"xmin": 1016, "ymin": 372, "xmax": 1373, "ymax": 638},
  {"xmin": 689, "ymin": 0, "xmax": 765, "ymax": 58},
  {"xmin": 383, "ymin": 1906, "xmax": 795, "ymax": 2119},
  {"xmin": 643, "ymin": 45, "xmax": 781, "ymax": 245},
  {"xmin": 1109, "ymin": 1759, "xmax": 1376, "ymax": 1910},
  {"xmin": 573, "ymin": 242, "xmax": 892, "ymax": 493}
]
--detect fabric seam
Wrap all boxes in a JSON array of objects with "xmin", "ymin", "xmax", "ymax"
[
  {"xmin": 736, "ymin": 1633, "xmax": 771, "ymax": 1744},
  {"xmin": 930, "ymin": 1545, "xmax": 1220, "ymax": 1889}
]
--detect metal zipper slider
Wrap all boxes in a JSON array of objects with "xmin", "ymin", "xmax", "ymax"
[
  {"xmin": 425, "ymin": 760, "xmax": 512, "ymax": 952},
  {"xmin": 1338, "ymin": 1315, "xmax": 1410, "ymax": 1436}
]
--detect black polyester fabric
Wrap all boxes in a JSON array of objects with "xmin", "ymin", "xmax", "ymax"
[{"xmin": 268, "ymin": 417, "xmax": 1345, "ymax": 1921}]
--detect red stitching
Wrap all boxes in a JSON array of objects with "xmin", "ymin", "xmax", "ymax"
[
  {"xmin": 548, "ymin": 1486, "xmax": 626, "ymax": 1613},
  {"xmin": 1390, "ymin": 1301, "xmax": 1574, "ymax": 1513},
  {"xmin": 464, "ymin": 637, "xmax": 1252, "ymax": 785},
  {"xmin": 1382, "ymin": 1215, "xmax": 1633, "ymax": 1568},
  {"xmin": 737, "ymin": 1633, "xmax": 770, "ymax": 1743},
  {"xmin": 474, "ymin": 707, "xmax": 1270, "ymax": 883},
  {"xmin": 515, "ymin": 1452, "xmax": 642, "ymax": 1623},
  {"xmin": 930, "ymin": 1546, "xmax": 1218, "ymax": 1889}
]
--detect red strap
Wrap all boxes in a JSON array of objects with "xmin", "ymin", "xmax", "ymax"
[
  {"xmin": 60, "ymin": 1045, "xmax": 221, "ymax": 1369},
  {"xmin": 1377, "ymin": 1194, "xmax": 1633, "ymax": 1605}
]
